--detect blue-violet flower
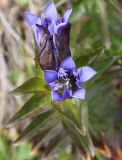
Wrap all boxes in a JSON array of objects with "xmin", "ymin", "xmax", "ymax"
[
  {"xmin": 24, "ymin": 2, "xmax": 72, "ymax": 48},
  {"xmin": 44, "ymin": 56, "xmax": 96, "ymax": 101}
]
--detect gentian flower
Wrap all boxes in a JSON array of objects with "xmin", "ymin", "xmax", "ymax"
[
  {"xmin": 44, "ymin": 56, "xmax": 96, "ymax": 101},
  {"xmin": 24, "ymin": 1, "xmax": 72, "ymax": 70},
  {"xmin": 24, "ymin": 1, "xmax": 72, "ymax": 48}
]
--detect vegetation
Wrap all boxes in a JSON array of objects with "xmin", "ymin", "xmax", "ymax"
[{"xmin": 0, "ymin": 0, "xmax": 122, "ymax": 159}]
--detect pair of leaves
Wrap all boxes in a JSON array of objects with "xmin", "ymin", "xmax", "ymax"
[
  {"xmin": 8, "ymin": 93, "xmax": 50, "ymax": 124},
  {"xmin": 10, "ymin": 77, "xmax": 48, "ymax": 95},
  {"xmin": 53, "ymin": 100, "xmax": 95, "ymax": 158},
  {"xmin": 8, "ymin": 76, "xmax": 55, "ymax": 142}
]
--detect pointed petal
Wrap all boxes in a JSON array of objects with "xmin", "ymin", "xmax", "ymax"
[
  {"xmin": 31, "ymin": 25, "xmax": 42, "ymax": 48},
  {"xmin": 24, "ymin": 12, "xmax": 42, "ymax": 48},
  {"xmin": 24, "ymin": 12, "xmax": 39, "ymax": 26},
  {"xmin": 32, "ymin": 27, "xmax": 41, "ymax": 48},
  {"xmin": 77, "ymin": 66, "xmax": 96, "ymax": 82},
  {"xmin": 48, "ymin": 20, "xmax": 57, "ymax": 34},
  {"xmin": 52, "ymin": 91, "xmax": 63, "ymax": 101},
  {"xmin": 72, "ymin": 88, "xmax": 86, "ymax": 99},
  {"xmin": 44, "ymin": 2, "xmax": 57, "ymax": 21},
  {"xmin": 60, "ymin": 56, "xmax": 75, "ymax": 71},
  {"xmin": 63, "ymin": 8, "xmax": 72, "ymax": 23},
  {"xmin": 44, "ymin": 70, "xmax": 58, "ymax": 84},
  {"xmin": 63, "ymin": 87, "xmax": 70, "ymax": 99}
]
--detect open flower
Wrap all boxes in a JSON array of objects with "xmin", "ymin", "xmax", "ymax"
[
  {"xmin": 44, "ymin": 56, "xmax": 96, "ymax": 101},
  {"xmin": 24, "ymin": 2, "xmax": 72, "ymax": 47}
]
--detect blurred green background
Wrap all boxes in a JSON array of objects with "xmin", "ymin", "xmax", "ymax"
[{"xmin": 0, "ymin": 0, "xmax": 122, "ymax": 160}]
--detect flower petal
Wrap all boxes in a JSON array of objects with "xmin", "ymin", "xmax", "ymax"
[
  {"xmin": 77, "ymin": 66, "xmax": 96, "ymax": 82},
  {"xmin": 63, "ymin": 8, "xmax": 72, "ymax": 23},
  {"xmin": 72, "ymin": 88, "xmax": 86, "ymax": 99},
  {"xmin": 58, "ymin": 68, "xmax": 67, "ymax": 77},
  {"xmin": 24, "ymin": 12, "xmax": 42, "ymax": 47},
  {"xmin": 49, "ymin": 82, "xmax": 62, "ymax": 91},
  {"xmin": 52, "ymin": 91, "xmax": 63, "ymax": 101},
  {"xmin": 60, "ymin": 56, "xmax": 75, "ymax": 71},
  {"xmin": 24, "ymin": 12, "xmax": 39, "ymax": 26},
  {"xmin": 32, "ymin": 27, "xmax": 41, "ymax": 48},
  {"xmin": 63, "ymin": 87, "xmax": 70, "ymax": 99},
  {"xmin": 44, "ymin": 2, "xmax": 58, "ymax": 21},
  {"xmin": 48, "ymin": 20, "xmax": 57, "ymax": 34},
  {"xmin": 44, "ymin": 70, "xmax": 58, "ymax": 84}
]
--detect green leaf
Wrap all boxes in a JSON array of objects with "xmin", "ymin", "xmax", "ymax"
[
  {"xmin": 62, "ymin": 123, "xmax": 90, "ymax": 158},
  {"xmin": 59, "ymin": 100, "xmax": 88, "ymax": 136},
  {"xmin": 55, "ymin": 106, "xmax": 86, "ymax": 136},
  {"xmin": 63, "ymin": 122, "xmax": 94, "ymax": 158},
  {"xmin": 15, "ymin": 109, "xmax": 55, "ymax": 142},
  {"xmin": 54, "ymin": 101, "xmax": 94, "ymax": 157},
  {"xmin": 7, "ymin": 93, "xmax": 50, "ymax": 124},
  {"xmin": 10, "ymin": 77, "xmax": 48, "ymax": 95},
  {"xmin": 73, "ymin": 100, "xmax": 88, "ymax": 135}
]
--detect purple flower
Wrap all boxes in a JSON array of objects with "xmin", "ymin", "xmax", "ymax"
[
  {"xmin": 24, "ymin": 2, "xmax": 72, "ymax": 48},
  {"xmin": 44, "ymin": 56, "xmax": 96, "ymax": 101}
]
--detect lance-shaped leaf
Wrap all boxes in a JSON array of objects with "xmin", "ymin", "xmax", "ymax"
[
  {"xmin": 61, "ymin": 112, "xmax": 94, "ymax": 158},
  {"xmin": 55, "ymin": 106, "xmax": 86, "ymax": 136},
  {"xmin": 54, "ymin": 101, "xmax": 94, "ymax": 158},
  {"xmin": 72, "ymin": 99, "xmax": 88, "ymax": 135},
  {"xmin": 15, "ymin": 109, "xmax": 54, "ymax": 142},
  {"xmin": 11, "ymin": 77, "xmax": 48, "ymax": 95},
  {"xmin": 53, "ymin": 102, "xmax": 86, "ymax": 136},
  {"xmin": 74, "ymin": 100, "xmax": 94, "ymax": 157},
  {"xmin": 7, "ymin": 93, "xmax": 50, "ymax": 124},
  {"xmin": 63, "ymin": 123, "xmax": 91, "ymax": 159},
  {"xmin": 61, "ymin": 100, "xmax": 87, "ymax": 136}
]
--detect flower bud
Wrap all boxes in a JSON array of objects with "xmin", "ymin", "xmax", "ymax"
[{"xmin": 37, "ymin": 23, "xmax": 71, "ymax": 70}]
